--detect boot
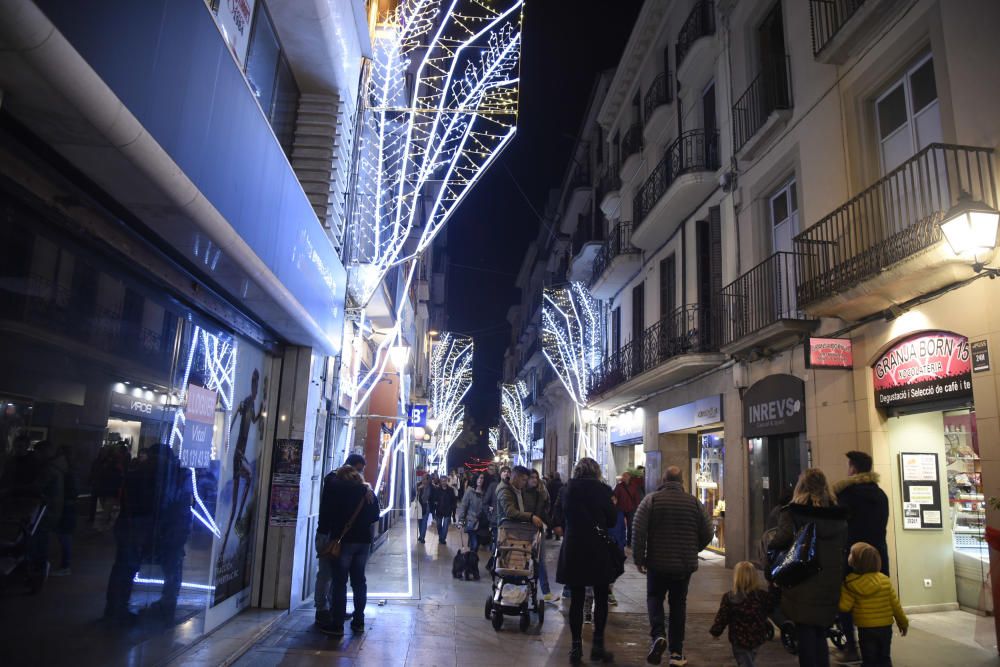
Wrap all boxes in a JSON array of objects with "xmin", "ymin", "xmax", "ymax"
[
  {"xmin": 590, "ymin": 636, "xmax": 614, "ymax": 663},
  {"xmin": 569, "ymin": 640, "xmax": 583, "ymax": 664}
]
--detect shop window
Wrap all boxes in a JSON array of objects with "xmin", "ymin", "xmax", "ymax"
[
  {"xmin": 693, "ymin": 431, "xmax": 725, "ymax": 553},
  {"xmin": 243, "ymin": 3, "xmax": 301, "ymax": 158}
]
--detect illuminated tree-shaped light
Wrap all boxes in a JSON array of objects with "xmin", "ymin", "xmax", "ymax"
[
  {"xmin": 431, "ymin": 405, "xmax": 465, "ymax": 471},
  {"xmin": 541, "ymin": 282, "xmax": 602, "ymax": 460},
  {"xmin": 488, "ymin": 426, "xmax": 499, "ymax": 455},
  {"xmin": 428, "ymin": 333, "xmax": 474, "ymax": 469},
  {"xmin": 501, "ymin": 381, "xmax": 530, "ymax": 466}
]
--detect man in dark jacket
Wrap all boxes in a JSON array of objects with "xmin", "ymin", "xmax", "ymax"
[
  {"xmin": 832, "ymin": 450, "xmax": 890, "ymax": 663},
  {"xmin": 435, "ymin": 477, "xmax": 458, "ymax": 544},
  {"xmin": 632, "ymin": 466, "xmax": 712, "ymax": 666},
  {"xmin": 315, "ymin": 455, "xmax": 380, "ymax": 636},
  {"xmin": 496, "ymin": 466, "xmax": 544, "ymax": 529},
  {"xmin": 545, "ymin": 471, "xmax": 563, "ymax": 539}
]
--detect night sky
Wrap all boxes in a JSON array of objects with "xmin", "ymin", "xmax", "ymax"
[{"xmin": 445, "ymin": 1, "xmax": 642, "ymax": 439}]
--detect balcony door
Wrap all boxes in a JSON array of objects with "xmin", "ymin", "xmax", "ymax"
[
  {"xmin": 632, "ymin": 283, "xmax": 644, "ymax": 374},
  {"xmin": 770, "ymin": 179, "xmax": 798, "ymax": 318}
]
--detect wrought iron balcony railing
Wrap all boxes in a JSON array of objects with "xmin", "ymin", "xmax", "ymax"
[
  {"xmin": 719, "ymin": 252, "xmax": 807, "ymax": 346},
  {"xmin": 809, "ymin": 0, "xmax": 867, "ymax": 56},
  {"xmin": 622, "ymin": 123, "xmax": 644, "ymax": 159},
  {"xmin": 588, "ymin": 303, "xmax": 719, "ymax": 396},
  {"xmin": 598, "ymin": 163, "xmax": 621, "ymax": 201},
  {"xmin": 634, "ymin": 129, "xmax": 720, "ymax": 229},
  {"xmin": 732, "ymin": 56, "xmax": 792, "ymax": 154},
  {"xmin": 794, "ymin": 143, "xmax": 998, "ymax": 307},
  {"xmin": 643, "ymin": 71, "xmax": 674, "ymax": 124},
  {"xmin": 676, "ymin": 0, "xmax": 716, "ymax": 69},
  {"xmin": 591, "ymin": 222, "xmax": 639, "ymax": 285}
]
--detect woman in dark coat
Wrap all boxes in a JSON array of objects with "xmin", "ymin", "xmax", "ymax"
[
  {"xmin": 555, "ymin": 457, "xmax": 616, "ymax": 664},
  {"xmin": 768, "ymin": 468, "xmax": 849, "ymax": 667}
]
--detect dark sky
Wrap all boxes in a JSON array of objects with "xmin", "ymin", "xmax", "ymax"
[{"xmin": 446, "ymin": 1, "xmax": 642, "ymax": 432}]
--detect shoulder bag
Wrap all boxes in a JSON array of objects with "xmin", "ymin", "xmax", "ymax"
[
  {"xmin": 769, "ymin": 522, "xmax": 820, "ymax": 587},
  {"xmin": 318, "ymin": 494, "xmax": 369, "ymax": 560},
  {"xmin": 595, "ymin": 523, "xmax": 626, "ymax": 582}
]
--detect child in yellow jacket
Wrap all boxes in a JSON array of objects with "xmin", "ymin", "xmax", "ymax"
[{"xmin": 839, "ymin": 542, "xmax": 908, "ymax": 666}]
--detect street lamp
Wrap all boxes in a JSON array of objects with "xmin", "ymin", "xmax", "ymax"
[
  {"xmin": 389, "ymin": 344, "xmax": 410, "ymax": 370},
  {"xmin": 939, "ymin": 193, "xmax": 1000, "ymax": 271}
]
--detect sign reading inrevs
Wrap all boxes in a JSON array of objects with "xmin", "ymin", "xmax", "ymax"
[{"xmin": 872, "ymin": 331, "xmax": 972, "ymax": 409}]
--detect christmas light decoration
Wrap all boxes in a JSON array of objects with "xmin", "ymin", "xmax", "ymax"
[
  {"xmin": 488, "ymin": 425, "xmax": 499, "ymax": 455},
  {"xmin": 427, "ymin": 332, "xmax": 473, "ymax": 469},
  {"xmin": 500, "ymin": 381, "xmax": 530, "ymax": 465},
  {"xmin": 541, "ymin": 282, "xmax": 603, "ymax": 460}
]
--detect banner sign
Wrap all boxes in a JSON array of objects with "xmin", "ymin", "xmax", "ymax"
[
  {"xmin": 110, "ymin": 391, "xmax": 164, "ymax": 422},
  {"xmin": 872, "ymin": 331, "xmax": 972, "ymax": 409},
  {"xmin": 610, "ymin": 413, "xmax": 643, "ymax": 445},
  {"xmin": 806, "ymin": 337, "xmax": 854, "ymax": 369},
  {"xmin": 658, "ymin": 395, "xmax": 722, "ymax": 433},
  {"xmin": 181, "ymin": 383, "xmax": 217, "ymax": 468},
  {"xmin": 972, "ymin": 340, "xmax": 990, "ymax": 372},
  {"xmin": 743, "ymin": 374, "xmax": 805, "ymax": 438},
  {"xmin": 407, "ymin": 404, "xmax": 428, "ymax": 428}
]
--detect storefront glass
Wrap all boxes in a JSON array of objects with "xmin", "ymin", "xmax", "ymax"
[
  {"xmin": 0, "ymin": 193, "xmax": 276, "ymax": 663},
  {"xmin": 693, "ymin": 431, "xmax": 725, "ymax": 553},
  {"xmin": 944, "ymin": 408, "xmax": 989, "ymax": 612}
]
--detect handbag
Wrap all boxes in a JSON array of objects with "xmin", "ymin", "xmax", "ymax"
[
  {"xmin": 595, "ymin": 524, "xmax": 626, "ymax": 582},
  {"xmin": 318, "ymin": 494, "xmax": 368, "ymax": 560},
  {"xmin": 769, "ymin": 522, "xmax": 820, "ymax": 587}
]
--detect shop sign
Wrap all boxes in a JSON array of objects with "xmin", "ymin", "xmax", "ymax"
[
  {"xmin": 406, "ymin": 404, "xmax": 428, "ymax": 428},
  {"xmin": 743, "ymin": 374, "xmax": 805, "ymax": 438},
  {"xmin": 805, "ymin": 337, "xmax": 854, "ymax": 369},
  {"xmin": 658, "ymin": 395, "xmax": 722, "ymax": 433},
  {"xmin": 971, "ymin": 340, "xmax": 990, "ymax": 372},
  {"xmin": 214, "ymin": 0, "xmax": 257, "ymax": 67},
  {"xmin": 110, "ymin": 391, "xmax": 164, "ymax": 421},
  {"xmin": 181, "ymin": 383, "xmax": 217, "ymax": 468},
  {"xmin": 610, "ymin": 413, "xmax": 643, "ymax": 445},
  {"xmin": 530, "ymin": 438, "xmax": 544, "ymax": 461},
  {"xmin": 872, "ymin": 331, "xmax": 972, "ymax": 409}
]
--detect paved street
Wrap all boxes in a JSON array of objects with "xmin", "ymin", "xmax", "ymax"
[{"xmin": 220, "ymin": 519, "xmax": 998, "ymax": 666}]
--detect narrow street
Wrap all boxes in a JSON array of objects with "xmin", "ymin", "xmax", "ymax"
[{"xmin": 212, "ymin": 520, "xmax": 995, "ymax": 667}]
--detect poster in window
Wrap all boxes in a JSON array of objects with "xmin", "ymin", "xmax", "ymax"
[{"xmin": 214, "ymin": 0, "xmax": 257, "ymax": 67}]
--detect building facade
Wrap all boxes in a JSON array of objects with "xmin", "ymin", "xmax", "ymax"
[{"xmin": 583, "ymin": 0, "xmax": 1000, "ymax": 633}]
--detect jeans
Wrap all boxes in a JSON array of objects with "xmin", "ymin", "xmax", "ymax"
[
  {"xmin": 314, "ymin": 532, "xmax": 333, "ymax": 612},
  {"xmin": 796, "ymin": 624, "xmax": 830, "ymax": 667},
  {"xmin": 624, "ymin": 510, "xmax": 635, "ymax": 546},
  {"xmin": 418, "ymin": 508, "xmax": 430, "ymax": 541},
  {"xmin": 858, "ymin": 626, "xmax": 893, "ymax": 666},
  {"xmin": 536, "ymin": 537, "xmax": 550, "ymax": 595},
  {"xmin": 646, "ymin": 571, "xmax": 691, "ymax": 654},
  {"xmin": 105, "ymin": 519, "xmax": 183, "ymax": 616},
  {"xmin": 467, "ymin": 529, "xmax": 479, "ymax": 552},
  {"xmin": 569, "ymin": 584, "xmax": 608, "ymax": 642},
  {"xmin": 733, "ymin": 645, "xmax": 757, "ymax": 667},
  {"xmin": 330, "ymin": 542, "xmax": 371, "ymax": 625},
  {"xmin": 436, "ymin": 516, "xmax": 451, "ymax": 542}
]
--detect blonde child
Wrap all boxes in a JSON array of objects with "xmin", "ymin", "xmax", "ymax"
[
  {"xmin": 839, "ymin": 542, "xmax": 907, "ymax": 666},
  {"xmin": 709, "ymin": 561, "xmax": 778, "ymax": 667}
]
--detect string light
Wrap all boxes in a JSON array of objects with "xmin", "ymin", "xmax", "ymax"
[
  {"xmin": 488, "ymin": 425, "xmax": 499, "ymax": 455},
  {"xmin": 500, "ymin": 381, "xmax": 530, "ymax": 465},
  {"xmin": 427, "ymin": 332, "xmax": 474, "ymax": 470}
]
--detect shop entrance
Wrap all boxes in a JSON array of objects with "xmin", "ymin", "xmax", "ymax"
[
  {"xmin": 689, "ymin": 429, "xmax": 725, "ymax": 553},
  {"xmin": 748, "ymin": 434, "xmax": 805, "ymax": 544}
]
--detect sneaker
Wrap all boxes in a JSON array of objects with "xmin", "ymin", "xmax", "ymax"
[
  {"xmin": 417, "ymin": 538, "xmax": 425, "ymax": 544},
  {"xmin": 50, "ymin": 567, "xmax": 71, "ymax": 576},
  {"xmin": 607, "ymin": 593, "xmax": 618, "ymax": 606},
  {"xmin": 831, "ymin": 647, "xmax": 862, "ymax": 664},
  {"xmin": 350, "ymin": 616, "xmax": 365, "ymax": 633},
  {"xmin": 320, "ymin": 622, "xmax": 344, "ymax": 637},
  {"xmin": 542, "ymin": 592, "xmax": 560, "ymax": 603},
  {"xmin": 668, "ymin": 653, "xmax": 687, "ymax": 667},
  {"xmin": 646, "ymin": 636, "xmax": 667, "ymax": 665}
]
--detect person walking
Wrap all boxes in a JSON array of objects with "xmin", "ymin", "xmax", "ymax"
[
  {"xmin": 546, "ymin": 471, "xmax": 563, "ymax": 539},
  {"xmin": 51, "ymin": 444, "xmax": 77, "ymax": 576},
  {"xmin": 415, "ymin": 475, "xmax": 435, "ymax": 544},
  {"xmin": 555, "ymin": 457, "xmax": 617, "ymax": 664},
  {"xmin": 457, "ymin": 473, "xmax": 485, "ymax": 551},
  {"xmin": 832, "ymin": 451, "xmax": 890, "ymax": 664},
  {"xmin": 526, "ymin": 469, "xmax": 556, "ymax": 601},
  {"xmin": 485, "ymin": 465, "xmax": 511, "ymax": 546},
  {"xmin": 315, "ymin": 459, "xmax": 380, "ymax": 636},
  {"xmin": 709, "ymin": 561, "xmax": 780, "ymax": 667},
  {"xmin": 613, "ymin": 471, "xmax": 640, "ymax": 546},
  {"xmin": 838, "ymin": 542, "xmax": 907, "ymax": 666},
  {"xmin": 436, "ymin": 476, "xmax": 458, "ymax": 545},
  {"xmin": 768, "ymin": 468, "xmax": 849, "ymax": 667},
  {"xmin": 632, "ymin": 466, "xmax": 713, "ymax": 666}
]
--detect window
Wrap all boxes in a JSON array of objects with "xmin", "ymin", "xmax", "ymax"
[
  {"xmin": 611, "ymin": 306, "xmax": 621, "ymax": 354},
  {"xmin": 876, "ymin": 54, "xmax": 941, "ymax": 173},
  {"xmin": 659, "ymin": 255, "xmax": 676, "ymax": 318},
  {"xmin": 244, "ymin": 3, "xmax": 301, "ymax": 158},
  {"xmin": 769, "ymin": 179, "xmax": 798, "ymax": 253},
  {"xmin": 632, "ymin": 283, "xmax": 645, "ymax": 341}
]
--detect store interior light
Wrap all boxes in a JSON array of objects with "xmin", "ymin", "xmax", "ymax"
[
  {"xmin": 426, "ymin": 417, "xmax": 440, "ymax": 433},
  {"xmin": 113, "ymin": 382, "xmax": 126, "ymax": 393},
  {"xmin": 389, "ymin": 345, "xmax": 410, "ymax": 370},
  {"xmin": 132, "ymin": 387, "xmax": 143, "ymax": 398},
  {"xmin": 939, "ymin": 193, "xmax": 1000, "ymax": 270}
]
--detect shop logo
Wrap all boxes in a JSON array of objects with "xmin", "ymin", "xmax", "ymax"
[
  {"xmin": 696, "ymin": 407, "xmax": 719, "ymax": 420},
  {"xmin": 130, "ymin": 400, "xmax": 153, "ymax": 414},
  {"xmin": 748, "ymin": 398, "xmax": 801, "ymax": 424}
]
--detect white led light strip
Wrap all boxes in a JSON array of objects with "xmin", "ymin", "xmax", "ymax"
[{"xmin": 500, "ymin": 381, "xmax": 530, "ymax": 465}]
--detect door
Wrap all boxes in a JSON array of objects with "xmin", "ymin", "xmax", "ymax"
[
  {"xmin": 701, "ymin": 82, "xmax": 717, "ymax": 167},
  {"xmin": 631, "ymin": 283, "xmax": 645, "ymax": 374},
  {"xmin": 659, "ymin": 255, "xmax": 676, "ymax": 320},
  {"xmin": 757, "ymin": 2, "xmax": 789, "ymax": 110},
  {"xmin": 769, "ymin": 179, "xmax": 799, "ymax": 318}
]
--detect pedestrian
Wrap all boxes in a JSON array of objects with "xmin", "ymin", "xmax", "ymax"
[
  {"xmin": 485, "ymin": 465, "xmax": 510, "ymax": 546},
  {"xmin": 546, "ymin": 471, "xmax": 563, "ymax": 537},
  {"xmin": 526, "ymin": 469, "xmax": 556, "ymax": 601},
  {"xmin": 832, "ymin": 451, "xmax": 890, "ymax": 664},
  {"xmin": 51, "ymin": 444, "xmax": 77, "ymax": 576},
  {"xmin": 457, "ymin": 473, "xmax": 485, "ymax": 551},
  {"xmin": 632, "ymin": 466, "xmax": 713, "ymax": 667},
  {"xmin": 415, "ymin": 474, "xmax": 434, "ymax": 544},
  {"xmin": 709, "ymin": 561, "xmax": 780, "ymax": 667},
  {"xmin": 555, "ymin": 457, "xmax": 617, "ymax": 664},
  {"xmin": 28, "ymin": 440, "xmax": 65, "ymax": 576},
  {"xmin": 314, "ymin": 457, "xmax": 380, "ymax": 636},
  {"xmin": 838, "ymin": 542, "xmax": 907, "ymax": 666},
  {"xmin": 496, "ymin": 466, "xmax": 544, "ymax": 529},
  {"xmin": 768, "ymin": 468, "xmax": 848, "ymax": 667},
  {"xmin": 613, "ymin": 471, "xmax": 641, "ymax": 546},
  {"xmin": 436, "ymin": 476, "xmax": 458, "ymax": 545}
]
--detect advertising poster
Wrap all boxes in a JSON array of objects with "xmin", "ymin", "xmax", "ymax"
[
  {"xmin": 268, "ymin": 485, "xmax": 299, "ymax": 526},
  {"xmin": 899, "ymin": 452, "xmax": 943, "ymax": 530},
  {"xmin": 872, "ymin": 332, "xmax": 972, "ymax": 409},
  {"xmin": 213, "ymin": 357, "xmax": 269, "ymax": 606},
  {"xmin": 181, "ymin": 383, "xmax": 217, "ymax": 468},
  {"xmin": 214, "ymin": 0, "xmax": 257, "ymax": 67}
]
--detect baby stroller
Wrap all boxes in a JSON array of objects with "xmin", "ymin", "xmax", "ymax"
[
  {"xmin": 757, "ymin": 527, "xmax": 848, "ymax": 655},
  {"xmin": 484, "ymin": 522, "xmax": 543, "ymax": 632},
  {"xmin": 0, "ymin": 493, "xmax": 48, "ymax": 594}
]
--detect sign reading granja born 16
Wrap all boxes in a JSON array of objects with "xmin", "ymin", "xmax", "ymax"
[{"xmin": 873, "ymin": 331, "xmax": 972, "ymax": 409}]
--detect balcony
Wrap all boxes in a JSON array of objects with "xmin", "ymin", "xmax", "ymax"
[
  {"xmin": 560, "ymin": 163, "xmax": 593, "ymax": 233},
  {"xmin": 794, "ymin": 144, "xmax": 998, "ymax": 320},
  {"xmin": 587, "ymin": 304, "xmax": 726, "ymax": 408},
  {"xmin": 809, "ymin": 0, "xmax": 906, "ymax": 64},
  {"xmin": 632, "ymin": 129, "xmax": 720, "ymax": 250},
  {"xmin": 590, "ymin": 223, "xmax": 642, "ymax": 299},
  {"xmin": 676, "ymin": 0, "xmax": 717, "ymax": 87},
  {"xmin": 599, "ymin": 164, "xmax": 622, "ymax": 217},
  {"xmin": 643, "ymin": 71, "xmax": 674, "ymax": 142},
  {"xmin": 733, "ymin": 56, "xmax": 792, "ymax": 160},
  {"xmin": 719, "ymin": 252, "xmax": 818, "ymax": 357},
  {"xmin": 568, "ymin": 215, "xmax": 605, "ymax": 283},
  {"xmin": 620, "ymin": 123, "xmax": 644, "ymax": 183}
]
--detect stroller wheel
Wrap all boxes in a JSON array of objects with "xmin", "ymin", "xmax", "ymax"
[
  {"xmin": 519, "ymin": 611, "xmax": 530, "ymax": 633},
  {"xmin": 491, "ymin": 609, "xmax": 504, "ymax": 631},
  {"xmin": 536, "ymin": 598, "xmax": 545, "ymax": 626},
  {"xmin": 484, "ymin": 597, "xmax": 493, "ymax": 620}
]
